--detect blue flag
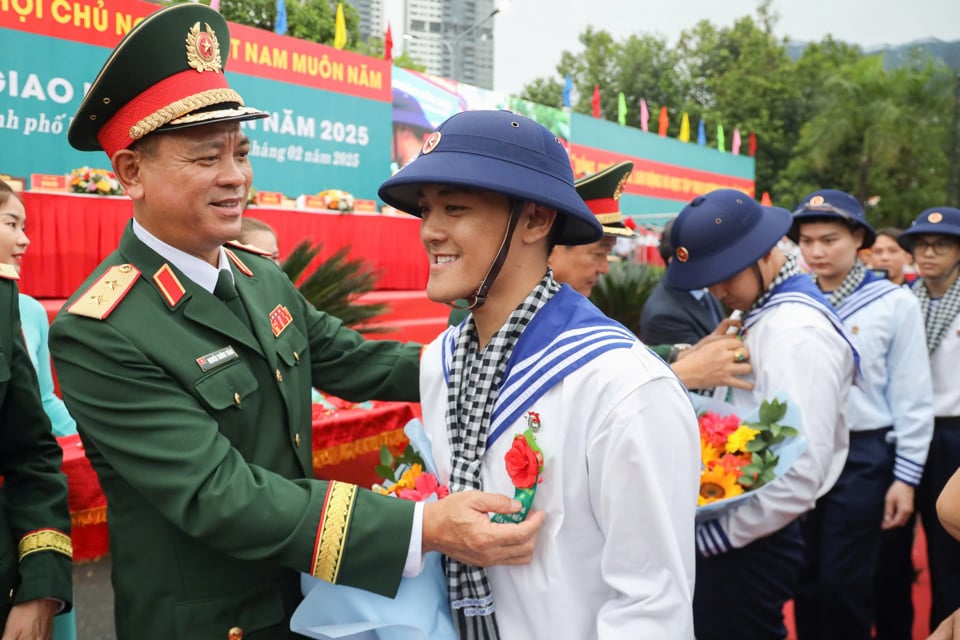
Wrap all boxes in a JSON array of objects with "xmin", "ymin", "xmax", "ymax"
[
  {"xmin": 275, "ymin": 0, "xmax": 287, "ymax": 35},
  {"xmin": 697, "ymin": 119, "xmax": 706, "ymax": 146},
  {"xmin": 562, "ymin": 74, "xmax": 572, "ymax": 108}
]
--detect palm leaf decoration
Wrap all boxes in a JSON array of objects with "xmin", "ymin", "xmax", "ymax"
[
  {"xmin": 589, "ymin": 262, "xmax": 663, "ymax": 337},
  {"xmin": 281, "ymin": 240, "xmax": 390, "ymax": 333}
]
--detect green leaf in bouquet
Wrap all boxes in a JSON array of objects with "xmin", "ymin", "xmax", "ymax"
[
  {"xmin": 746, "ymin": 438, "xmax": 768, "ymax": 453},
  {"xmin": 758, "ymin": 399, "xmax": 788, "ymax": 424},
  {"xmin": 778, "ymin": 426, "xmax": 799, "ymax": 438},
  {"xmin": 375, "ymin": 464, "xmax": 395, "ymax": 483},
  {"xmin": 379, "ymin": 445, "xmax": 395, "ymax": 468}
]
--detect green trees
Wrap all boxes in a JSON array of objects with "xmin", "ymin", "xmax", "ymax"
[{"xmin": 520, "ymin": 3, "xmax": 958, "ymax": 223}]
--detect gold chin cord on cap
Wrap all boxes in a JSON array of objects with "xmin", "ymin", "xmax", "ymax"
[{"xmin": 447, "ymin": 199, "xmax": 526, "ymax": 312}]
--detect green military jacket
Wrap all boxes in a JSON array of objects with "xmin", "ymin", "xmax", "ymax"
[
  {"xmin": 0, "ymin": 270, "xmax": 73, "ymax": 625},
  {"xmin": 49, "ymin": 225, "xmax": 421, "ymax": 640}
]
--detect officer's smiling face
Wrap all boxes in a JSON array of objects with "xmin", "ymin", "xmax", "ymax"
[
  {"xmin": 417, "ymin": 184, "xmax": 513, "ymax": 304},
  {"xmin": 118, "ymin": 121, "xmax": 252, "ymax": 266}
]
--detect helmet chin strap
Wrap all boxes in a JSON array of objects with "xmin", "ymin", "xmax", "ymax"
[{"xmin": 447, "ymin": 199, "xmax": 526, "ymax": 312}]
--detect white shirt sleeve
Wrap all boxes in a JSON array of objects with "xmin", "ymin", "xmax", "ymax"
[
  {"xmin": 402, "ymin": 502, "xmax": 425, "ymax": 577},
  {"xmin": 589, "ymin": 376, "xmax": 698, "ymax": 638}
]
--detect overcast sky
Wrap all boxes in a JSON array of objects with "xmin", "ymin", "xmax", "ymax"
[{"xmin": 483, "ymin": 0, "xmax": 960, "ymax": 95}]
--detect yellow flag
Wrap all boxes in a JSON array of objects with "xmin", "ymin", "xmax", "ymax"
[
  {"xmin": 679, "ymin": 112, "xmax": 690, "ymax": 143},
  {"xmin": 334, "ymin": 2, "xmax": 347, "ymax": 50}
]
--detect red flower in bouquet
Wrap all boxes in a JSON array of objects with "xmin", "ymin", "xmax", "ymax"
[
  {"xmin": 397, "ymin": 471, "xmax": 451, "ymax": 502},
  {"xmin": 698, "ymin": 411, "xmax": 741, "ymax": 448},
  {"xmin": 504, "ymin": 432, "xmax": 543, "ymax": 489}
]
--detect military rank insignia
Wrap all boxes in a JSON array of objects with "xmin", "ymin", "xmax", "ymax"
[
  {"xmin": 269, "ymin": 304, "xmax": 293, "ymax": 337},
  {"xmin": 67, "ymin": 264, "xmax": 140, "ymax": 319}
]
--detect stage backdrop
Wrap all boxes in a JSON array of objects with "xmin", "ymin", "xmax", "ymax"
[
  {"xmin": 0, "ymin": 0, "xmax": 392, "ymax": 202},
  {"xmin": 1, "ymin": 0, "xmax": 754, "ymax": 219}
]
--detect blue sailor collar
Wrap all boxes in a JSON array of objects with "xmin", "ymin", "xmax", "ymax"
[
  {"xmin": 441, "ymin": 285, "xmax": 637, "ymax": 449},
  {"xmin": 834, "ymin": 269, "xmax": 900, "ymax": 320}
]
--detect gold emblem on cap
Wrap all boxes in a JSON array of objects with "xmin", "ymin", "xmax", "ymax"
[
  {"xmin": 676, "ymin": 247, "xmax": 690, "ymax": 262},
  {"xmin": 929, "ymin": 212, "xmax": 943, "ymax": 223},
  {"xmin": 186, "ymin": 22, "xmax": 222, "ymax": 73},
  {"xmin": 810, "ymin": 195, "xmax": 825, "ymax": 206},
  {"xmin": 421, "ymin": 131, "xmax": 441, "ymax": 155}
]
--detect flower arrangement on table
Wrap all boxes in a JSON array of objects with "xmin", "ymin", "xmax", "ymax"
[
  {"xmin": 68, "ymin": 167, "xmax": 124, "ymax": 196},
  {"xmin": 693, "ymin": 395, "xmax": 805, "ymax": 522},
  {"xmin": 292, "ymin": 419, "xmax": 457, "ymax": 640},
  {"xmin": 317, "ymin": 189, "xmax": 355, "ymax": 212}
]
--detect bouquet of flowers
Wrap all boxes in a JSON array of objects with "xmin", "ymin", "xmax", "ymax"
[
  {"xmin": 692, "ymin": 394, "xmax": 805, "ymax": 523},
  {"xmin": 68, "ymin": 167, "xmax": 124, "ymax": 196},
  {"xmin": 317, "ymin": 189, "xmax": 355, "ymax": 212},
  {"xmin": 291, "ymin": 419, "xmax": 457, "ymax": 640}
]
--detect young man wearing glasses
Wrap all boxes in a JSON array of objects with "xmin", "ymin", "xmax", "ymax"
[
  {"xmin": 898, "ymin": 207, "xmax": 960, "ymax": 633},
  {"xmin": 789, "ymin": 190, "xmax": 933, "ymax": 640}
]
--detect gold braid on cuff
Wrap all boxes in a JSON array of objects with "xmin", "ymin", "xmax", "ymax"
[{"xmin": 18, "ymin": 529, "xmax": 73, "ymax": 561}]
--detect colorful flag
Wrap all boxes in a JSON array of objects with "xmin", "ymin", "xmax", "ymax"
[
  {"xmin": 679, "ymin": 112, "xmax": 690, "ymax": 143},
  {"xmin": 384, "ymin": 22, "xmax": 393, "ymax": 61},
  {"xmin": 591, "ymin": 85, "xmax": 601, "ymax": 118},
  {"xmin": 658, "ymin": 106, "xmax": 669, "ymax": 137},
  {"xmin": 562, "ymin": 74, "xmax": 572, "ymax": 108},
  {"xmin": 748, "ymin": 132, "xmax": 757, "ymax": 157},
  {"xmin": 732, "ymin": 128, "xmax": 742, "ymax": 155},
  {"xmin": 275, "ymin": 0, "xmax": 287, "ymax": 35},
  {"xmin": 210, "ymin": 0, "xmax": 220, "ymax": 11},
  {"xmin": 696, "ymin": 119, "xmax": 706, "ymax": 146},
  {"xmin": 639, "ymin": 98, "xmax": 649, "ymax": 132},
  {"xmin": 717, "ymin": 124, "xmax": 725, "ymax": 153},
  {"xmin": 334, "ymin": 2, "xmax": 347, "ymax": 50},
  {"xmin": 617, "ymin": 92, "xmax": 627, "ymax": 126},
  {"xmin": 760, "ymin": 192, "xmax": 772, "ymax": 206}
]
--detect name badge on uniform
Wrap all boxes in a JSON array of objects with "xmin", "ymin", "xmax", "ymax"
[
  {"xmin": 196, "ymin": 345, "xmax": 239, "ymax": 372},
  {"xmin": 269, "ymin": 305, "xmax": 293, "ymax": 337}
]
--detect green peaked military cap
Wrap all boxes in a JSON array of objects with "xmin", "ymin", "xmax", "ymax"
[
  {"xmin": 575, "ymin": 161, "xmax": 636, "ymax": 237},
  {"xmin": 68, "ymin": 3, "xmax": 267, "ymax": 157}
]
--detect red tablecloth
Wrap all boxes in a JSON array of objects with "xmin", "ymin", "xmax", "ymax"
[
  {"xmin": 59, "ymin": 401, "xmax": 417, "ymax": 562},
  {"xmin": 19, "ymin": 192, "xmax": 427, "ymax": 298}
]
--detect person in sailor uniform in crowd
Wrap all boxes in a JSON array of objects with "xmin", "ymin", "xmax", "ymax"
[
  {"xmin": 379, "ymin": 109, "xmax": 700, "ymax": 640},
  {"xmin": 788, "ymin": 189, "xmax": 933, "ymax": 640},
  {"xmin": 897, "ymin": 207, "xmax": 960, "ymax": 634},
  {"xmin": 664, "ymin": 189, "xmax": 859, "ymax": 640}
]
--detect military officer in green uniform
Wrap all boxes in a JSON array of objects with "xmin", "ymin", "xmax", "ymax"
[
  {"xmin": 49, "ymin": 5, "xmax": 541, "ymax": 640},
  {"xmin": 0, "ymin": 264, "xmax": 73, "ymax": 639}
]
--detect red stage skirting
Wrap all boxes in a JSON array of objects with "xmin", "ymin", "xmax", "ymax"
[
  {"xmin": 18, "ymin": 192, "xmax": 427, "ymax": 298},
  {"xmin": 60, "ymin": 400, "xmax": 418, "ymax": 563}
]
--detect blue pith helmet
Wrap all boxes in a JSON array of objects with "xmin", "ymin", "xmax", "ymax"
[
  {"xmin": 789, "ymin": 189, "xmax": 876, "ymax": 249},
  {"xmin": 899, "ymin": 207, "xmax": 960, "ymax": 251},
  {"xmin": 378, "ymin": 110, "xmax": 603, "ymax": 245},
  {"xmin": 664, "ymin": 189, "xmax": 792, "ymax": 290},
  {"xmin": 392, "ymin": 88, "xmax": 432, "ymax": 132}
]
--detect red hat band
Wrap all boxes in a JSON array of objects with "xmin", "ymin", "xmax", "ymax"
[{"xmin": 96, "ymin": 68, "xmax": 237, "ymax": 158}]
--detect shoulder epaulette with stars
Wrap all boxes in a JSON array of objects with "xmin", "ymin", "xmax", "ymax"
[
  {"xmin": 67, "ymin": 264, "xmax": 140, "ymax": 319},
  {"xmin": 0, "ymin": 263, "xmax": 19, "ymax": 280}
]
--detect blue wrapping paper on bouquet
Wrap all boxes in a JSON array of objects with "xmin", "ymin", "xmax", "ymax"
[
  {"xmin": 291, "ymin": 420, "xmax": 457, "ymax": 640},
  {"xmin": 691, "ymin": 393, "xmax": 806, "ymax": 523}
]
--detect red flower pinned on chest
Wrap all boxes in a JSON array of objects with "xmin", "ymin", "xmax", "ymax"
[
  {"xmin": 491, "ymin": 411, "xmax": 544, "ymax": 524},
  {"xmin": 505, "ymin": 431, "xmax": 543, "ymax": 489}
]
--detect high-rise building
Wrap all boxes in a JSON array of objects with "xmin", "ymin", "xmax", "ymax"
[
  {"xmin": 351, "ymin": 0, "xmax": 385, "ymax": 45},
  {"xmin": 401, "ymin": 0, "xmax": 497, "ymax": 89}
]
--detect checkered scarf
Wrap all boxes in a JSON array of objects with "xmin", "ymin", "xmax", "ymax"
[
  {"xmin": 817, "ymin": 259, "xmax": 868, "ymax": 307},
  {"xmin": 444, "ymin": 271, "xmax": 560, "ymax": 640},
  {"xmin": 913, "ymin": 270, "xmax": 960, "ymax": 354},
  {"xmin": 747, "ymin": 252, "xmax": 802, "ymax": 315}
]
